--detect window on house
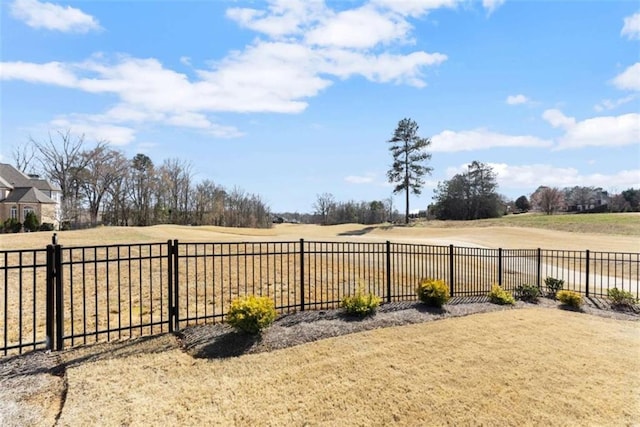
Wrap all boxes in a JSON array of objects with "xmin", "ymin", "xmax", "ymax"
[
  {"xmin": 23, "ymin": 206, "xmax": 35, "ymax": 220},
  {"xmin": 10, "ymin": 206, "xmax": 18, "ymax": 219}
]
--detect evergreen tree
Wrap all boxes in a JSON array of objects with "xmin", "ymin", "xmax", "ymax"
[{"xmin": 386, "ymin": 118, "xmax": 433, "ymax": 224}]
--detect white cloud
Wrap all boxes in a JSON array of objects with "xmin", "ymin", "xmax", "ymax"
[
  {"xmin": 612, "ymin": 62, "xmax": 640, "ymax": 91},
  {"xmin": 445, "ymin": 162, "xmax": 640, "ymax": 192},
  {"xmin": 542, "ymin": 109, "xmax": 640, "ymax": 149},
  {"xmin": 318, "ymin": 48, "xmax": 446, "ymax": 88},
  {"xmin": 0, "ymin": 61, "xmax": 77, "ymax": 86},
  {"xmin": 2, "ymin": 1, "xmax": 450, "ymax": 141},
  {"xmin": 505, "ymin": 94, "xmax": 529, "ymax": 105},
  {"xmin": 372, "ymin": 0, "xmax": 463, "ymax": 17},
  {"xmin": 542, "ymin": 109, "xmax": 576, "ymax": 129},
  {"xmin": 10, "ymin": 0, "xmax": 101, "ymax": 33},
  {"xmin": 49, "ymin": 118, "xmax": 136, "ymax": 146},
  {"xmin": 345, "ymin": 174, "xmax": 376, "ymax": 184},
  {"xmin": 431, "ymin": 128, "xmax": 552, "ymax": 152},
  {"xmin": 621, "ymin": 12, "xmax": 640, "ymax": 40},
  {"xmin": 594, "ymin": 94, "xmax": 638, "ymax": 112},
  {"xmin": 226, "ymin": 0, "xmax": 327, "ymax": 38},
  {"xmin": 306, "ymin": 5, "xmax": 411, "ymax": 49},
  {"xmin": 483, "ymin": 0, "xmax": 506, "ymax": 15},
  {"xmin": 490, "ymin": 163, "xmax": 640, "ymax": 191}
]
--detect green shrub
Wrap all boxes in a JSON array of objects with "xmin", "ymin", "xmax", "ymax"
[
  {"xmin": 226, "ymin": 295, "xmax": 277, "ymax": 334},
  {"xmin": 515, "ymin": 283, "xmax": 541, "ymax": 303},
  {"xmin": 39, "ymin": 223, "xmax": 55, "ymax": 231},
  {"xmin": 3, "ymin": 218, "xmax": 22, "ymax": 233},
  {"xmin": 544, "ymin": 277, "xmax": 564, "ymax": 297},
  {"xmin": 23, "ymin": 211, "xmax": 40, "ymax": 232},
  {"xmin": 556, "ymin": 290, "xmax": 583, "ymax": 308},
  {"xmin": 488, "ymin": 284, "xmax": 515, "ymax": 305},
  {"xmin": 416, "ymin": 278, "xmax": 450, "ymax": 308},
  {"xmin": 607, "ymin": 288, "xmax": 638, "ymax": 309},
  {"xmin": 341, "ymin": 288, "xmax": 381, "ymax": 317}
]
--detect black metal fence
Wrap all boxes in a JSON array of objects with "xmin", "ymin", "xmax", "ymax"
[{"xmin": 2, "ymin": 237, "xmax": 639, "ymax": 355}]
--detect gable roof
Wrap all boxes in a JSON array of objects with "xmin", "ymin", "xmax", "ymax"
[
  {"xmin": 0, "ymin": 163, "xmax": 61, "ymax": 192},
  {"xmin": 0, "ymin": 175, "xmax": 13, "ymax": 190},
  {"xmin": 2, "ymin": 187, "xmax": 56, "ymax": 204}
]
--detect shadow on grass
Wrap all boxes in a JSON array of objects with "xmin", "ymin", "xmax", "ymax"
[
  {"xmin": 190, "ymin": 331, "xmax": 261, "ymax": 359},
  {"xmin": 557, "ymin": 304, "xmax": 584, "ymax": 313},
  {"xmin": 337, "ymin": 226, "xmax": 377, "ymax": 236}
]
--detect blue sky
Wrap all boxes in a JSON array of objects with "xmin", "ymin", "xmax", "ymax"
[{"xmin": 1, "ymin": 0, "xmax": 639, "ymax": 213}]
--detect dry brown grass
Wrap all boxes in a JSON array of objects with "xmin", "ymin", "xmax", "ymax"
[
  {"xmin": 55, "ymin": 308, "xmax": 639, "ymax": 426},
  {"xmin": 2, "ymin": 224, "xmax": 638, "ymax": 354},
  {"xmin": 1, "ymin": 222, "xmax": 639, "ymax": 251}
]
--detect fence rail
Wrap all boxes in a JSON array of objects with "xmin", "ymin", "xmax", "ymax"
[{"xmin": 2, "ymin": 236, "xmax": 638, "ymax": 355}]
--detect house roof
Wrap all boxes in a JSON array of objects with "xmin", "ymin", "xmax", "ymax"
[
  {"xmin": 0, "ymin": 163, "xmax": 61, "ymax": 192},
  {"xmin": 3, "ymin": 187, "xmax": 56, "ymax": 204},
  {"xmin": 0, "ymin": 175, "xmax": 13, "ymax": 190}
]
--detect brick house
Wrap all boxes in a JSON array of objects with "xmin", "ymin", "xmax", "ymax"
[{"xmin": 0, "ymin": 163, "xmax": 62, "ymax": 230}]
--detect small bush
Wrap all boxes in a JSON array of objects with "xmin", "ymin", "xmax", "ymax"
[
  {"xmin": 3, "ymin": 218, "xmax": 22, "ymax": 233},
  {"xmin": 544, "ymin": 277, "xmax": 564, "ymax": 298},
  {"xmin": 23, "ymin": 211, "xmax": 39, "ymax": 232},
  {"xmin": 226, "ymin": 295, "xmax": 277, "ymax": 334},
  {"xmin": 515, "ymin": 283, "xmax": 540, "ymax": 303},
  {"xmin": 607, "ymin": 288, "xmax": 638, "ymax": 309},
  {"xmin": 341, "ymin": 288, "xmax": 381, "ymax": 317},
  {"xmin": 416, "ymin": 278, "xmax": 450, "ymax": 308},
  {"xmin": 488, "ymin": 284, "xmax": 515, "ymax": 305},
  {"xmin": 39, "ymin": 223, "xmax": 55, "ymax": 231},
  {"xmin": 556, "ymin": 290, "xmax": 583, "ymax": 308}
]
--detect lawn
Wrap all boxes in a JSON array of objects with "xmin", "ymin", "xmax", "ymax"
[
  {"xmin": 416, "ymin": 212, "xmax": 640, "ymax": 236},
  {"xmin": 52, "ymin": 308, "xmax": 639, "ymax": 426}
]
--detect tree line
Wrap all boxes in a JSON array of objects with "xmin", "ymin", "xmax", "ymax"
[
  {"xmin": 311, "ymin": 193, "xmax": 397, "ymax": 225},
  {"xmin": 15, "ymin": 131, "xmax": 272, "ymax": 229}
]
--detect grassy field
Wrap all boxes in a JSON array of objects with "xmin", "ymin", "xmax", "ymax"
[
  {"xmin": 1, "ymin": 221, "xmax": 638, "ymax": 354},
  {"xmin": 51, "ymin": 308, "xmax": 640, "ymax": 426},
  {"xmin": 414, "ymin": 212, "xmax": 640, "ymax": 236},
  {"xmin": 1, "ymin": 213, "xmax": 639, "ymax": 251},
  {"xmin": 1, "ymin": 222, "xmax": 639, "ymax": 425}
]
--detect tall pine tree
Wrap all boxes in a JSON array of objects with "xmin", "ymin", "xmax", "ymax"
[{"xmin": 387, "ymin": 118, "xmax": 433, "ymax": 224}]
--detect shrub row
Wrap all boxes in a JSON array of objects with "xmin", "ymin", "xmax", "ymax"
[{"xmin": 225, "ymin": 279, "xmax": 637, "ymax": 334}]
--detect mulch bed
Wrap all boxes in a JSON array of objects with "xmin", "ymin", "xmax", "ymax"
[
  {"xmin": 176, "ymin": 297, "xmax": 640, "ymax": 359},
  {"xmin": 1, "ymin": 296, "xmax": 637, "ymax": 426}
]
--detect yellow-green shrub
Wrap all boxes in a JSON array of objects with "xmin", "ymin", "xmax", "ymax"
[
  {"xmin": 416, "ymin": 278, "xmax": 450, "ymax": 307},
  {"xmin": 607, "ymin": 288, "xmax": 638, "ymax": 308},
  {"xmin": 488, "ymin": 284, "xmax": 515, "ymax": 305},
  {"xmin": 341, "ymin": 288, "xmax": 381, "ymax": 317},
  {"xmin": 226, "ymin": 295, "xmax": 277, "ymax": 334},
  {"xmin": 556, "ymin": 290, "xmax": 583, "ymax": 308}
]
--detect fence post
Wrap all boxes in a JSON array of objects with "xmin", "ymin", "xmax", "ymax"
[
  {"xmin": 299, "ymin": 239, "xmax": 305, "ymax": 311},
  {"xmin": 167, "ymin": 240, "xmax": 174, "ymax": 333},
  {"xmin": 172, "ymin": 239, "xmax": 179, "ymax": 331},
  {"xmin": 498, "ymin": 248, "xmax": 503, "ymax": 289},
  {"xmin": 585, "ymin": 250, "xmax": 590, "ymax": 298},
  {"xmin": 54, "ymin": 243, "xmax": 63, "ymax": 351},
  {"xmin": 45, "ymin": 244, "xmax": 55, "ymax": 351},
  {"xmin": 449, "ymin": 244, "xmax": 455, "ymax": 297},
  {"xmin": 386, "ymin": 241, "xmax": 391, "ymax": 303},
  {"xmin": 536, "ymin": 248, "xmax": 542, "ymax": 290}
]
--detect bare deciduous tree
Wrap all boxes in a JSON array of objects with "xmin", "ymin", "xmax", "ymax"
[
  {"xmin": 31, "ymin": 130, "xmax": 93, "ymax": 226},
  {"xmin": 531, "ymin": 186, "xmax": 564, "ymax": 215},
  {"xmin": 313, "ymin": 193, "xmax": 336, "ymax": 225},
  {"xmin": 12, "ymin": 143, "xmax": 36, "ymax": 173},
  {"xmin": 80, "ymin": 145, "xmax": 128, "ymax": 225}
]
